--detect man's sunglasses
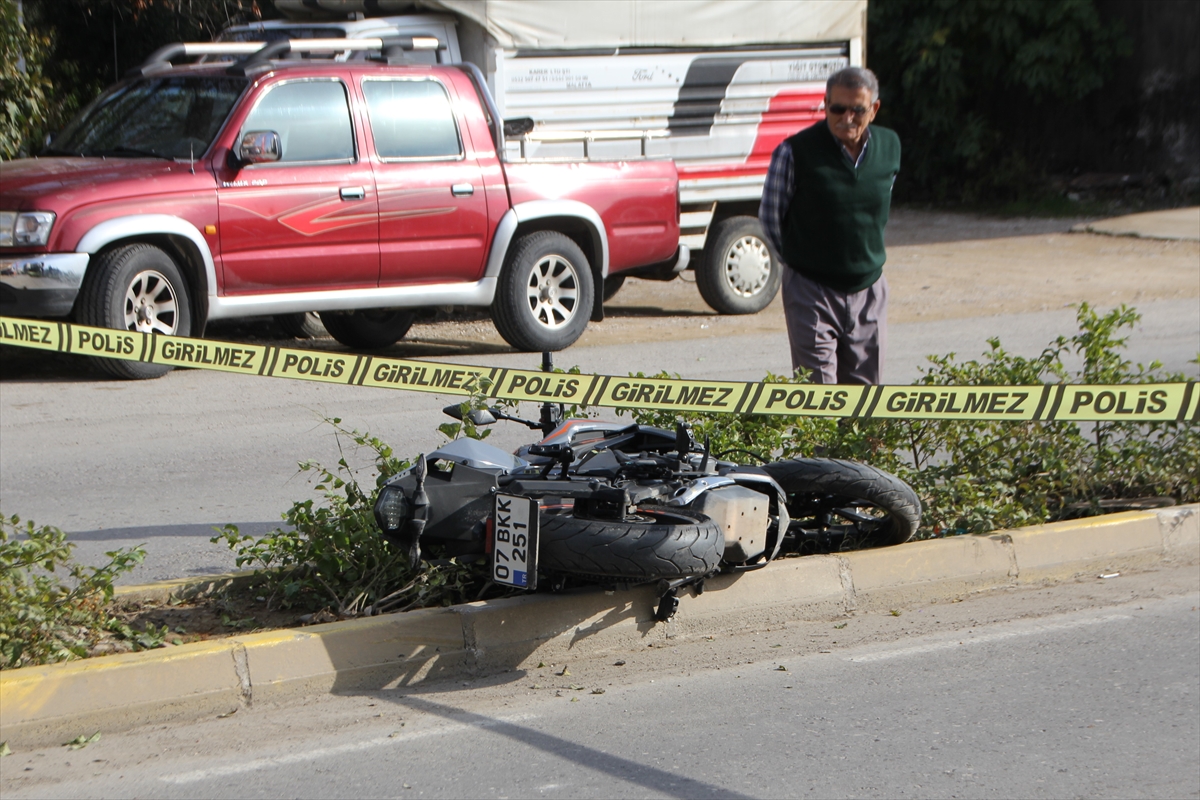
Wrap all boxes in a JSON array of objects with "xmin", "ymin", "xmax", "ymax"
[{"xmin": 827, "ymin": 103, "xmax": 871, "ymax": 117}]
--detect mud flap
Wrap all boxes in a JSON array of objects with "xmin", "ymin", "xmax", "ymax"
[{"xmin": 590, "ymin": 266, "xmax": 605, "ymax": 322}]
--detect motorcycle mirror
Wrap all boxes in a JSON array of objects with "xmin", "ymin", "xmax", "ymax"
[
  {"xmin": 467, "ymin": 408, "xmax": 497, "ymax": 425},
  {"xmin": 441, "ymin": 404, "xmax": 497, "ymax": 425}
]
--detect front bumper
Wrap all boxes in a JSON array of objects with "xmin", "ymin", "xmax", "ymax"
[{"xmin": 0, "ymin": 253, "xmax": 89, "ymax": 317}]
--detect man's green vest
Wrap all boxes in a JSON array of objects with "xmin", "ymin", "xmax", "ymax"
[{"xmin": 780, "ymin": 122, "xmax": 901, "ymax": 293}]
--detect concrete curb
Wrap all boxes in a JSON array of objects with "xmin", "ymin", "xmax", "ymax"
[{"xmin": 3, "ymin": 506, "xmax": 1196, "ymax": 747}]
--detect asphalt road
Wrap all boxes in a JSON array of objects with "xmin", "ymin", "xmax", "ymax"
[
  {"xmin": 3, "ymin": 565, "xmax": 1197, "ymax": 799},
  {"xmin": 1, "ymin": 298, "xmax": 1197, "ymax": 584}
]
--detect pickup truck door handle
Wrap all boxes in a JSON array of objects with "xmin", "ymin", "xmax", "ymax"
[
  {"xmin": 339, "ymin": 186, "xmax": 366, "ymax": 201},
  {"xmin": 451, "ymin": 183, "xmax": 475, "ymax": 197}
]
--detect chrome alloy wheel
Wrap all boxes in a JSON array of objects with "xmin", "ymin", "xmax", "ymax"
[
  {"xmin": 526, "ymin": 254, "xmax": 581, "ymax": 329},
  {"xmin": 722, "ymin": 235, "xmax": 772, "ymax": 297},
  {"xmin": 123, "ymin": 269, "xmax": 180, "ymax": 334}
]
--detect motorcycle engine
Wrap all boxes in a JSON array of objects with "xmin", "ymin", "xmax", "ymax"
[{"xmin": 690, "ymin": 485, "xmax": 769, "ymax": 562}]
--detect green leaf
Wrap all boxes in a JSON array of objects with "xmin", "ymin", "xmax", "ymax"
[{"xmin": 64, "ymin": 732, "xmax": 101, "ymax": 750}]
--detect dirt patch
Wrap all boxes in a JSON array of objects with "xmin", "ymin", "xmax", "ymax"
[{"xmin": 91, "ymin": 588, "xmax": 308, "ymax": 656}]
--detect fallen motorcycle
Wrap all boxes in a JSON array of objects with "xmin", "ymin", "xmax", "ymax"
[{"xmin": 374, "ymin": 386, "xmax": 920, "ymax": 620}]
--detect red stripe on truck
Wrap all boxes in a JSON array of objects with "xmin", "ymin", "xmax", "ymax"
[{"xmin": 677, "ymin": 90, "xmax": 824, "ymax": 182}]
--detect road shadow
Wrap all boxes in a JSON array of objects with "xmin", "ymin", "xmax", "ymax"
[
  {"xmin": 65, "ymin": 521, "xmax": 281, "ymax": 542},
  {"xmin": 0, "ymin": 302, "xmax": 719, "ymax": 382},
  {"xmin": 602, "ymin": 304, "xmax": 715, "ymax": 319},
  {"xmin": 0, "ymin": 344, "xmax": 111, "ymax": 382},
  {"xmin": 374, "ymin": 694, "xmax": 755, "ymax": 799},
  {"xmin": 304, "ymin": 579, "xmax": 758, "ymax": 797},
  {"xmin": 312, "ymin": 571, "xmax": 756, "ymax": 704}
]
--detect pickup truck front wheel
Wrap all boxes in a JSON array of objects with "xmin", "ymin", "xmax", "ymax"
[
  {"xmin": 321, "ymin": 309, "xmax": 416, "ymax": 350},
  {"xmin": 493, "ymin": 231, "xmax": 594, "ymax": 352},
  {"xmin": 76, "ymin": 243, "xmax": 191, "ymax": 380}
]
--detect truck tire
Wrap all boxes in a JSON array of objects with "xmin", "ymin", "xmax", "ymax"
[
  {"xmin": 762, "ymin": 458, "xmax": 921, "ymax": 546},
  {"xmin": 321, "ymin": 309, "xmax": 415, "ymax": 350},
  {"xmin": 696, "ymin": 216, "xmax": 781, "ymax": 315},
  {"xmin": 75, "ymin": 243, "xmax": 192, "ymax": 380},
  {"xmin": 538, "ymin": 506, "xmax": 724, "ymax": 580},
  {"xmin": 275, "ymin": 312, "xmax": 326, "ymax": 339},
  {"xmin": 492, "ymin": 231, "xmax": 594, "ymax": 351},
  {"xmin": 602, "ymin": 274, "xmax": 626, "ymax": 303}
]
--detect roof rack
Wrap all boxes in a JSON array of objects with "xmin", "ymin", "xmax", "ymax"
[
  {"xmin": 129, "ymin": 36, "xmax": 441, "ymax": 78},
  {"xmin": 507, "ymin": 129, "xmax": 670, "ymax": 161}
]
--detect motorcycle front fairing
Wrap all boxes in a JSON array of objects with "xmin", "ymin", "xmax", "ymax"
[{"xmin": 375, "ymin": 439, "xmax": 531, "ymax": 559}]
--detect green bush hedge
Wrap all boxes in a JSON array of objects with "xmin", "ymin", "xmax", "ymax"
[
  {"xmin": 624, "ymin": 304, "xmax": 1197, "ymax": 535},
  {"xmin": 0, "ymin": 514, "xmax": 152, "ymax": 669}
]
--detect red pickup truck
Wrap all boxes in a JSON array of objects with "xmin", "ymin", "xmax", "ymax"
[{"xmin": 0, "ymin": 39, "xmax": 682, "ymax": 378}]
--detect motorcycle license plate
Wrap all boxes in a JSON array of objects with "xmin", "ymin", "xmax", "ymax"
[{"xmin": 492, "ymin": 494, "xmax": 539, "ymax": 590}]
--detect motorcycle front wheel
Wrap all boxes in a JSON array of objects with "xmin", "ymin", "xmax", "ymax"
[
  {"xmin": 763, "ymin": 458, "xmax": 922, "ymax": 549},
  {"xmin": 538, "ymin": 506, "xmax": 724, "ymax": 581}
]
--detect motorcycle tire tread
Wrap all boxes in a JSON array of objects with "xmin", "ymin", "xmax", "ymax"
[
  {"xmin": 763, "ymin": 458, "xmax": 922, "ymax": 545},
  {"xmin": 538, "ymin": 508, "xmax": 724, "ymax": 580}
]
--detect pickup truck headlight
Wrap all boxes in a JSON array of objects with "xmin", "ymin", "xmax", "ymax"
[{"xmin": 0, "ymin": 211, "xmax": 57, "ymax": 247}]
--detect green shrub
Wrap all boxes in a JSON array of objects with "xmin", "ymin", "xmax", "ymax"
[
  {"xmin": 0, "ymin": 514, "xmax": 150, "ymax": 669},
  {"xmin": 0, "ymin": 0, "xmax": 54, "ymax": 159},
  {"xmin": 622, "ymin": 304, "xmax": 1198, "ymax": 536},
  {"xmin": 212, "ymin": 420, "xmax": 496, "ymax": 617},
  {"xmin": 868, "ymin": 0, "xmax": 1130, "ymax": 203}
]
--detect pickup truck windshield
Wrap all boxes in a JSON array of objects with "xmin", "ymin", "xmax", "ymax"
[{"xmin": 50, "ymin": 76, "xmax": 247, "ymax": 160}]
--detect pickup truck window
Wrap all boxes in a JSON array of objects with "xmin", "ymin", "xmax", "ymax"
[
  {"xmin": 241, "ymin": 80, "xmax": 355, "ymax": 163},
  {"xmin": 362, "ymin": 78, "xmax": 461, "ymax": 160},
  {"xmin": 49, "ymin": 76, "xmax": 246, "ymax": 160}
]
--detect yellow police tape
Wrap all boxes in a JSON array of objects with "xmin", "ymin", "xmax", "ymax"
[{"xmin": 2, "ymin": 315, "xmax": 1197, "ymax": 424}]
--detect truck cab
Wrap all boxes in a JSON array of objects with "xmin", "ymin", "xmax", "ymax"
[{"xmin": 0, "ymin": 39, "xmax": 681, "ymax": 378}]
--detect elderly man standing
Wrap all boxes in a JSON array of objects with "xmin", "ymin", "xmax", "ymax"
[{"xmin": 759, "ymin": 67, "xmax": 900, "ymax": 384}]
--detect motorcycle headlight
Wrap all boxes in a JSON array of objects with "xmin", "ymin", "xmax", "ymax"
[
  {"xmin": 375, "ymin": 486, "xmax": 410, "ymax": 533},
  {"xmin": 0, "ymin": 211, "xmax": 56, "ymax": 247}
]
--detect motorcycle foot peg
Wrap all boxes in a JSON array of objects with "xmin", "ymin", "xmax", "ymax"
[{"xmin": 655, "ymin": 589, "xmax": 680, "ymax": 622}]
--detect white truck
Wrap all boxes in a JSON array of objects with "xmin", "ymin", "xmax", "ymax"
[{"xmin": 221, "ymin": 0, "xmax": 866, "ymax": 315}]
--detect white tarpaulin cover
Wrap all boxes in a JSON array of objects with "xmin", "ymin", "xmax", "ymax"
[{"xmin": 275, "ymin": 1, "xmax": 866, "ymax": 49}]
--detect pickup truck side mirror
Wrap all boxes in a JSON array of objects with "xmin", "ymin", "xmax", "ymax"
[
  {"xmin": 502, "ymin": 117, "xmax": 535, "ymax": 137},
  {"xmin": 237, "ymin": 130, "xmax": 281, "ymax": 164}
]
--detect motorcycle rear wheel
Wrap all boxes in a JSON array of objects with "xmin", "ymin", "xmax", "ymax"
[
  {"xmin": 763, "ymin": 458, "xmax": 921, "ymax": 548},
  {"xmin": 538, "ymin": 506, "xmax": 723, "ymax": 580}
]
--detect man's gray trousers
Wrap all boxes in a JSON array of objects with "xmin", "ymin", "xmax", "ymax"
[{"xmin": 781, "ymin": 267, "xmax": 888, "ymax": 384}]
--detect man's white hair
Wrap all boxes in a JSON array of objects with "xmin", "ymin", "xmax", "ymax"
[{"xmin": 827, "ymin": 67, "xmax": 879, "ymax": 102}]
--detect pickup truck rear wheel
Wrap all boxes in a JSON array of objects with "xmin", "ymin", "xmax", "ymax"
[
  {"xmin": 492, "ymin": 231, "xmax": 593, "ymax": 351},
  {"xmin": 75, "ymin": 243, "xmax": 191, "ymax": 380},
  {"xmin": 321, "ymin": 309, "xmax": 415, "ymax": 350},
  {"xmin": 602, "ymin": 274, "xmax": 626, "ymax": 303},
  {"xmin": 275, "ymin": 312, "xmax": 326, "ymax": 339},
  {"xmin": 697, "ymin": 216, "xmax": 781, "ymax": 315}
]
